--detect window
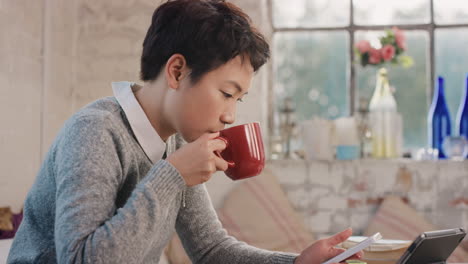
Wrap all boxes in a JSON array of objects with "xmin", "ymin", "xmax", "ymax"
[{"xmin": 270, "ymin": 0, "xmax": 468, "ymax": 151}]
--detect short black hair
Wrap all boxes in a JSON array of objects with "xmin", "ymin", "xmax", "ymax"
[{"xmin": 140, "ymin": 0, "xmax": 270, "ymax": 83}]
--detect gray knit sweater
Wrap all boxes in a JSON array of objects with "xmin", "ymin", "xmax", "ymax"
[{"xmin": 7, "ymin": 97, "xmax": 298, "ymax": 263}]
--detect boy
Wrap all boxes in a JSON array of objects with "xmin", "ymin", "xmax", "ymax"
[{"xmin": 8, "ymin": 0, "xmax": 361, "ymax": 263}]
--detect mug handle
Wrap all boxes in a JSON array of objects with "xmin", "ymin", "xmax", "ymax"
[{"xmin": 214, "ymin": 136, "xmax": 235, "ymax": 168}]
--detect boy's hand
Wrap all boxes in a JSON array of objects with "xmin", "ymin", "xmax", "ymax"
[
  {"xmin": 294, "ymin": 228, "xmax": 363, "ymax": 264},
  {"xmin": 166, "ymin": 132, "xmax": 228, "ymax": 186}
]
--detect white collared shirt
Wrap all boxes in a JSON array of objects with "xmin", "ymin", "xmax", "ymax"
[{"xmin": 112, "ymin": 81, "xmax": 166, "ymax": 164}]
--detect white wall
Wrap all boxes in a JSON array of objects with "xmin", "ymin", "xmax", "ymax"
[
  {"xmin": 0, "ymin": 0, "xmax": 44, "ymax": 212},
  {"xmin": 0, "ymin": 0, "xmax": 271, "ymax": 212}
]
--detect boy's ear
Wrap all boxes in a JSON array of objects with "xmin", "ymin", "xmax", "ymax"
[{"xmin": 165, "ymin": 54, "xmax": 189, "ymax": 89}]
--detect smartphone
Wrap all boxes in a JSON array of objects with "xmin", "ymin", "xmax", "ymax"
[
  {"xmin": 322, "ymin": 232, "xmax": 382, "ymax": 264},
  {"xmin": 396, "ymin": 228, "xmax": 466, "ymax": 264}
]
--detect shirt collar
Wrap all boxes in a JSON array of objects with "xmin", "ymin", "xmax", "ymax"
[{"xmin": 112, "ymin": 81, "xmax": 166, "ymax": 164}]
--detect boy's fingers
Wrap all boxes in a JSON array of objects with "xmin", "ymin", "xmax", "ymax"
[
  {"xmin": 328, "ymin": 247, "xmax": 345, "ymax": 257},
  {"xmin": 196, "ymin": 132, "xmax": 220, "ymax": 142},
  {"xmin": 327, "ymin": 228, "xmax": 352, "ymax": 246},
  {"xmin": 211, "ymin": 137, "xmax": 228, "ymax": 151},
  {"xmin": 214, "ymin": 155, "xmax": 229, "ymax": 171},
  {"xmin": 350, "ymin": 250, "xmax": 364, "ymax": 259},
  {"xmin": 326, "ymin": 246, "xmax": 362, "ymax": 264},
  {"xmin": 205, "ymin": 132, "xmax": 220, "ymax": 139}
]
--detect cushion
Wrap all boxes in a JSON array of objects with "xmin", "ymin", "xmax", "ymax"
[
  {"xmin": 165, "ymin": 234, "xmax": 190, "ymax": 264},
  {"xmin": 166, "ymin": 168, "xmax": 314, "ymax": 264},
  {"xmin": 158, "ymin": 248, "xmax": 170, "ymax": 264},
  {"xmin": 217, "ymin": 168, "xmax": 314, "ymax": 252},
  {"xmin": 364, "ymin": 195, "xmax": 468, "ymax": 263},
  {"xmin": 0, "ymin": 209, "xmax": 23, "ymax": 240},
  {"xmin": 0, "ymin": 207, "xmax": 13, "ymax": 231}
]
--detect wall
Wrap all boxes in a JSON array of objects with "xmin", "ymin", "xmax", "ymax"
[
  {"xmin": 0, "ymin": 0, "xmax": 271, "ymax": 212},
  {"xmin": 42, "ymin": 0, "xmax": 159, "ymax": 155},
  {"xmin": 269, "ymin": 159, "xmax": 468, "ymax": 239},
  {"xmin": 0, "ymin": 0, "xmax": 44, "ymax": 212}
]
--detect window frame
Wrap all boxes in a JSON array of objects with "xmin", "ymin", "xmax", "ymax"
[{"xmin": 267, "ymin": 0, "xmax": 468, "ymax": 135}]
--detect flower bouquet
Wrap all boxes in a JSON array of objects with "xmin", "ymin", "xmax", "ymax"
[{"xmin": 355, "ymin": 27, "xmax": 413, "ymax": 68}]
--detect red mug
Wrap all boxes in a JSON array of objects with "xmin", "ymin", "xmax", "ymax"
[{"xmin": 216, "ymin": 122, "xmax": 265, "ymax": 181}]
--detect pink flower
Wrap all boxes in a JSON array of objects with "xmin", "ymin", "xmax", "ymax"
[
  {"xmin": 392, "ymin": 26, "xmax": 406, "ymax": 50},
  {"xmin": 368, "ymin": 48, "xmax": 382, "ymax": 64},
  {"xmin": 356, "ymin": 40, "xmax": 371, "ymax": 54},
  {"xmin": 381, "ymin": 44, "xmax": 395, "ymax": 61}
]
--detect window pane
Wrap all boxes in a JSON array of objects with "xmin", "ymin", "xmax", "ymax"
[
  {"xmin": 435, "ymin": 28, "xmax": 468, "ymax": 134},
  {"xmin": 272, "ymin": 0, "xmax": 350, "ymax": 28},
  {"xmin": 354, "ymin": 0, "xmax": 430, "ymax": 25},
  {"xmin": 355, "ymin": 30, "xmax": 429, "ymax": 150},
  {"xmin": 434, "ymin": 0, "xmax": 468, "ymax": 25},
  {"xmin": 273, "ymin": 31, "xmax": 349, "ymax": 122}
]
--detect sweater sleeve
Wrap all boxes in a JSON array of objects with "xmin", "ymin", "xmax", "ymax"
[
  {"xmin": 175, "ymin": 184, "xmax": 299, "ymax": 264},
  {"xmin": 53, "ymin": 114, "xmax": 185, "ymax": 263}
]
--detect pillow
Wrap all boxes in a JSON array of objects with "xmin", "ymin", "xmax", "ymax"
[
  {"xmin": 165, "ymin": 234, "xmax": 190, "ymax": 264},
  {"xmin": 166, "ymin": 168, "xmax": 314, "ymax": 264},
  {"xmin": 158, "ymin": 247, "xmax": 170, "ymax": 264},
  {"xmin": 0, "ymin": 210, "xmax": 23, "ymax": 240},
  {"xmin": 0, "ymin": 207, "xmax": 13, "ymax": 231},
  {"xmin": 364, "ymin": 195, "xmax": 468, "ymax": 263},
  {"xmin": 217, "ymin": 168, "xmax": 314, "ymax": 252}
]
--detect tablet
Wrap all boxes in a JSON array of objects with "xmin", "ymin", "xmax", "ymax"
[
  {"xmin": 322, "ymin": 232, "xmax": 382, "ymax": 264},
  {"xmin": 396, "ymin": 228, "xmax": 466, "ymax": 264}
]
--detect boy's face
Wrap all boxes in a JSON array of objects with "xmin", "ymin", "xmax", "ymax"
[{"xmin": 171, "ymin": 55, "xmax": 254, "ymax": 142}]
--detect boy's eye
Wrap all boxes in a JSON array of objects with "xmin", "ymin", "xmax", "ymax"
[
  {"xmin": 221, "ymin": 91, "xmax": 243, "ymax": 102},
  {"xmin": 221, "ymin": 91, "xmax": 233, "ymax": 98}
]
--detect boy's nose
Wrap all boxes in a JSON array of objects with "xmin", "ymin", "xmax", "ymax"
[{"xmin": 220, "ymin": 111, "xmax": 235, "ymax": 125}]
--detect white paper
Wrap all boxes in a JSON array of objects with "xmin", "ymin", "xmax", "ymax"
[{"xmin": 322, "ymin": 233, "xmax": 382, "ymax": 264}]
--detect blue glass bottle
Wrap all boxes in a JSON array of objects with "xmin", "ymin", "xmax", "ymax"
[
  {"xmin": 428, "ymin": 76, "xmax": 451, "ymax": 159},
  {"xmin": 456, "ymin": 74, "xmax": 468, "ymax": 157}
]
